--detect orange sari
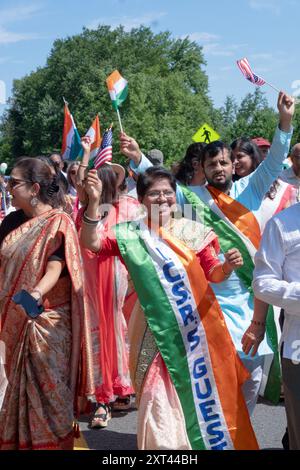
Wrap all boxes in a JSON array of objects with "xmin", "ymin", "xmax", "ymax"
[
  {"xmin": 76, "ymin": 196, "xmax": 140, "ymax": 404},
  {"xmin": 0, "ymin": 209, "xmax": 93, "ymax": 450}
]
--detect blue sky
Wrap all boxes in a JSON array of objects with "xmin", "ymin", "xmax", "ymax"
[{"xmin": 0, "ymin": 0, "xmax": 299, "ymax": 115}]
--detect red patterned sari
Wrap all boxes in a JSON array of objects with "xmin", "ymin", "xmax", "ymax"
[
  {"xmin": 76, "ymin": 196, "xmax": 141, "ymax": 404},
  {"xmin": 0, "ymin": 209, "xmax": 93, "ymax": 450}
]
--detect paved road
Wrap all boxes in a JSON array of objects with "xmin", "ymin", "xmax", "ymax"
[{"xmin": 79, "ymin": 398, "xmax": 287, "ymax": 450}]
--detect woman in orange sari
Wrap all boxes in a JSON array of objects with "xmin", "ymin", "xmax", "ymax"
[{"xmin": 0, "ymin": 158, "xmax": 93, "ymax": 450}]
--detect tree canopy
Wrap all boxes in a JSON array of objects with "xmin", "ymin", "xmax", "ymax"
[
  {"xmin": 0, "ymin": 26, "xmax": 214, "ymax": 167},
  {"xmin": 0, "ymin": 25, "xmax": 294, "ymax": 168}
]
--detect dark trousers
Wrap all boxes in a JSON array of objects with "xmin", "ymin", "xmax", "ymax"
[{"xmin": 282, "ymin": 358, "xmax": 300, "ymax": 450}]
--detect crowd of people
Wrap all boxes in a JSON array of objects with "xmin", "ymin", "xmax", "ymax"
[{"xmin": 0, "ymin": 91, "xmax": 299, "ymax": 450}]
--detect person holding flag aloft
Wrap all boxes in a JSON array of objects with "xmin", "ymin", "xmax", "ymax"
[
  {"xmin": 120, "ymin": 91, "xmax": 295, "ymax": 415},
  {"xmin": 79, "ymin": 162, "xmax": 258, "ymax": 450},
  {"xmin": 75, "ymin": 136, "xmax": 140, "ymax": 428}
]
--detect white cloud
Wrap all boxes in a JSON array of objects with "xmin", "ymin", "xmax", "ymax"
[
  {"xmin": 249, "ymin": 53, "xmax": 273, "ymax": 60},
  {"xmin": 203, "ymin": 43, "xmax": 233, "ymax": 56},
  {"xmin": 254, "ymin": 67, "xmax": 271, "ymax": 73},
  {"xmin": 249, "ymin": 0, "xmax": 281, "ymax": 15},
  {"xmin": 0, "ymin": 3, "xmax": 43, "ymax": 44},
  {"xmin": 183, "ymin": 32, "xmax": 220, "ymax": 43},
  {"xmin": 0, "ymin": 3, "xmax": 43, "ymax": 26},
  {"xmin": 203, "ymin": 43, "xmax": 248, "ymax": 57},
  {"xmin": 0, "ymin": 27, "xmax": 39, "ymax": 44},
  {"xmin": 220, "ymin": 66, "xmax": 234, "ymax": 72},
  {"xmin": 182, "ymin": 31, "xmax": 247, "ymax": 58},
  {"xmin": 88, "ymin": 12, "xmax": 167, "ymax": 32}
]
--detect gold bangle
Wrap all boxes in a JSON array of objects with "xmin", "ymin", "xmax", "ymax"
[
  {"xmin": 79, "ymin": 163, "xmax": 88, "ymax": 168},
  {"xmin": 221, "ymin": 264, "xmax": 231, "ymax": 277}
]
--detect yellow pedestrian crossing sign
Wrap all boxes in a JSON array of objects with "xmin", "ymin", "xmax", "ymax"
[{"xmin": 192, "ymin": 123, "xmax": 220, "ymax": 143}]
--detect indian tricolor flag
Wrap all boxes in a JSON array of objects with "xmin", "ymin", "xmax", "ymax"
[
  {"xmin": 61, "ymin": 103, "xmax": 82, "ymax": 161},
  {"xmin": 84, "ymin": 115, "xmax": 101, "ymax": 160},
  {"xmin": 106, "ymin": 70, "xmax": 128, "ymax": 110},
  {"xmin": 114, "ymin": 220, "xmax": 259, "ymax": 450}
]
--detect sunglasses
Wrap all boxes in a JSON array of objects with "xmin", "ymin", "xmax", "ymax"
[{"xmin": 7, "ymin": 178, "xmax": 32, "ymax": 189}]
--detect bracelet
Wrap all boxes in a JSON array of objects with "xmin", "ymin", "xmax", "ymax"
[
  {"xmin": 82, "ymin": 218, "xmax": 99, "ymax": 226},
  {"xmin": 79, "ymin": 163, "xmax": 88, "ymax": 168},
  {"xmin": 221, "ymin": 264, "xmax": 231, "ymax": 277},
  {"xmin": 83, "ymin": 212, "xmax": 100, "ymax": 222},
  {"xmin": 251, "ymin": 320, "xmax": 266, "ymax": 327}
]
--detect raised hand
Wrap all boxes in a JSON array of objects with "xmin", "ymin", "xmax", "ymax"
[
  {"xmin": 119, "ymin": 132, "xmax": 142, "ymax": 164},
  {"xmin": 84, "ymin": 169, "xmax": 103, "ymax": 205},
  {"xmin": 278, "ymin": 91, "xmax": 295, "ymax": 131},
  {"xmin": 81, "ymin": 135, "xmax": 92, "ymax": 153}
]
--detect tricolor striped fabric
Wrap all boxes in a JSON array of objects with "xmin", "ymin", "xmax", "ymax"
[
  {"xmin": 106, "ymin": 70, "xmax": 128, "ymax": 111},
  {"xmin": 61, "ymin": 104, "xmax": 82, "ymax": 161},
  {"xmin": 85, "ymin": 115, "xmax": 101, "ymax": 160},
  {"xmin": 180, "ymin": 185, "xmax": 281, "ymax": 403},
  {"xmin": 114, "ymin": 220, "xmax": 259, "ymax": 450},
  {"xmin": 94, "ymin": 127, "xmax": 113, "ymax": 169},
  {"xmin": 237, "ymin": 57, "xmax": 265, "ymax": 86}
]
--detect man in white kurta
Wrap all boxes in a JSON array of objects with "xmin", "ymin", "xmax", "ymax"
[{"xmin": 253, "ymin": 202, "xmax": 300, "ymax": 449}]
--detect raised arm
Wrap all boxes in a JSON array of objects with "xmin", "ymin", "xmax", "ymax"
[
  {"xmin": 75, "ymin": 136, "xmax": 92, "ymax": 205},
  {"xmin": 120, "ymin": 132, "xmax": 152, "ymax": 174},
  {"xmin": 247, "ymin": 92, "xmax": 295, "ymax": 200},
  {"xmin": 80, "ymin": 170, "xmax": 103, "ymax": 253}
]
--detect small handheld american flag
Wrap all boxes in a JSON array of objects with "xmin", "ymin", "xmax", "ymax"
[
  {"xmin": 93, "ymin": 127, "xmax": 113, "ymax": 169},
  {"xmin": 237, "ymin": 58, "xmax": 265, "ymax": 86}
]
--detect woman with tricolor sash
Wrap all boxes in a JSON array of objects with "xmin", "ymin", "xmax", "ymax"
[
  {"xmin": 125, "ymin": 92, "xmax": 294, "ymax": 415},
  {"xmin": 80, "ymin": 165, "xmax": 258, "ymax": 450}
]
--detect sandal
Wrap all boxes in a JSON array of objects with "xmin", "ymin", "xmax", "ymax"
[
  {"xmin": 90, "ymin": 403, "xmax": 112, "ymax": 429},
  {"xmin": 112, "ymin": 396, "xmax": 131, "ymax": 411}
]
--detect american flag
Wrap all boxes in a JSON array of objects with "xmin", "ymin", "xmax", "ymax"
[
  {"xmin": 94, "ymin": 127, "xmax": 113, "ymax": 169},
  {"xmin": 237, "ymin": 58, "xmax": 265, "ymax": 86}
]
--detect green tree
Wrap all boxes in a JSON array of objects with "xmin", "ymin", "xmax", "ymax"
[
  {"xmin": 0, "ymin": 26, "xmax": 214, "ymax": 167},
  {"xmin": 218, "ymin": 88, "xmax": 278, "ymax": 144}
]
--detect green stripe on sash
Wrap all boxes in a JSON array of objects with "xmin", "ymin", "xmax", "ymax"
[
  {"xmin": 181, "ymin": 185, "xmax": 281, "ymax": 403},
  {"xmin": 114, "ymin": 222, "xmax": 206, "ymax": 449}
]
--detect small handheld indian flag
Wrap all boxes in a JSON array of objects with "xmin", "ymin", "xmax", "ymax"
[
  {"xmin": 85, "ymin": 115, "xmax": 101, "ymax": 160},
  {"xmin": 61, "ymin": 99, "xmax": 82, "ymax": 161},
  {"xmin": 106, "ymin": 70, "xmax": 128, "ymax": 132}
]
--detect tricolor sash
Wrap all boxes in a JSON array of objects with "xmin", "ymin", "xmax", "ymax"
[
  {"xmin": 180, "ymin": 185, "xmax": 281, "ymax": 403},
  {"xmin": 114, "ymin": 220, "xmax": 258, "ymax": 450}
]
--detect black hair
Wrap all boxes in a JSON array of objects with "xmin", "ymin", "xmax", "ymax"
[
  {"xmin": 202, "ymin": 141, "xmax": 233, "ymax": 165},
  {"xmin": 174, "ymin": 142, "xmax": 206, "ymax": 185},
  {"xmin": 66, "ymin": 161, "xmax": 80, "ymax": 188},
  {"xmin": 14, "ymin": 157, "xmax": 64, "ymax": 208},
  {"xmin": 231, "ymin": 137, "xmax": 262, "ymax": 180},
  {"xmin": 136, "ymin": 166, "xmax": 177, "ymax": 199},
  {"xmin": 96, "ymin": 164, "xmax": 118, "ymax": 205}
]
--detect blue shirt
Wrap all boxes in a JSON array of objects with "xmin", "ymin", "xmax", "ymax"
[{"xmin": 131, "ymin": 126, "xmax": 293, "ymax": 355}]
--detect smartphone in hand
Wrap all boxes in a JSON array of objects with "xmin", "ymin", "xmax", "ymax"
[{"xmin": 12, "ymin": 290, "xmax": 44, "ymax": 318}]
